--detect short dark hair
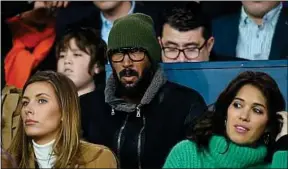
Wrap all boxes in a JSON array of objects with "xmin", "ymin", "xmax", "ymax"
[
  {"xmin": 160, "ymin": 2, "xmax": 212, "ymax": 40},
  {"xmin": 187, "ymin": 71, "xmax": 286, "ymax": 162},
  {"xmin": 55, "ymin": 27, "xmax": 107, "ymax": 73}
]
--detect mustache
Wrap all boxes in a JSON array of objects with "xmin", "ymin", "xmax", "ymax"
[{"xmin": 119, "ymin": 68, "xmax": 139, "ymax": 78}]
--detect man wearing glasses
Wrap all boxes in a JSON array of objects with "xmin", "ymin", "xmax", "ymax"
[
  {"xmin": 159, "ymin": 3, "xmax": 215, "ymax": 62},
  {"xmin": 95, "ymin": 13, "xmax": 207, "ymax": 169}
]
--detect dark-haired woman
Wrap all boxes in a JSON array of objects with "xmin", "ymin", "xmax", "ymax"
[{"xmin": 163, "ymin": 71, "xmax": 287, "ymax": 168}]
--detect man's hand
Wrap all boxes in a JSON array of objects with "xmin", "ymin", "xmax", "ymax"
[
  {"xmin": 34, "ymin": 1, "xmax": 69, "ymax": 9},
  {"xmin": 276, "ymin": 111, "xmax": 287, "ymax": 141}
]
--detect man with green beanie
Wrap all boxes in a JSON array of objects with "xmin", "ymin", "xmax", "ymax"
[{"xmin": 90, "ymin": 13, "xmax": 207, "ymax": 169}]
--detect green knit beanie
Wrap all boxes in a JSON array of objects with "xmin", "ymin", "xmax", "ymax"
[{"xmin": 108, "ymin": 13, "xmax": 161, "ymax": 63}]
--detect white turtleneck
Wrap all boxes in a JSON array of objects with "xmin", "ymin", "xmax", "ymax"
[{"xmin": 32, "ymin": 139, "xmax": 56, "ymax": 168}]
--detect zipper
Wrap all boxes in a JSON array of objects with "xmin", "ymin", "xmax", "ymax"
[
  {"xmin": 136, "ymin": 106, "xmax": 141, "ymax": 117},
  {"xmin": 117, "ymin": 114, "xmax": 129, "ymax": 163},
  {"xmin": 137, "ymin": 115, "xmax": 146, "ymax": 169}
]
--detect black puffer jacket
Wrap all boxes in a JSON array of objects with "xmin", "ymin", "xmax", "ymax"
[{"xmin": 89, "ymin": 68, "xmax": 207, "ymax": 169}]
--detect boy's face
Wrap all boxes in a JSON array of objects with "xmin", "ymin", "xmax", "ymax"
[{"xmin": 57, "ymin": 38, "xmax": 97, "ymax": 90}]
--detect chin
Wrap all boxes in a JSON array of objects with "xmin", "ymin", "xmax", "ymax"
[
  {"xmin": 25, "ymin": 130, "xmax": 42, "ymax": 138},
  {"xmin": 228, "ymin": 135, "xmax": 253, "ymax": 146},
  {"xmin": 124, "ymin": 82, "xmax": 137, "ymax": 88}
]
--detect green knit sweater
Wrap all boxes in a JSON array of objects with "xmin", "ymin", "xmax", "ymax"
[{"xmin": 163, "ymin": 135, "xmax": 288, "ymax": 168}]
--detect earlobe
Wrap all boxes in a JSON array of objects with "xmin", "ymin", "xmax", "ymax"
[
  {"xmin": 93, "ymin": 64, "xmax": 101, "ymax": 74},
  {"xmin": 207, "ymin": 37, "xmax": 215, "ymax": 52},
  {"xmin": 158, "ymin": 36, "xmax": 162, "ymax": 47}
]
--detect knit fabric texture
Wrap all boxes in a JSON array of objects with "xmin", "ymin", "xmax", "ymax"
[
  {"xmin": 107, "ymin": 13, "xmax": 161, "ymax": 63},
  {"xmin": 163, "ymin": 135, "xmax": 288, "ymax": 168}
]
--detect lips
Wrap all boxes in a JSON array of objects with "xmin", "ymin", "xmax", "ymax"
[
  {"xmin": 234, "ymin": 125, "xmax": 250, "ymax": 133},
  {"xmin": 64, "ymin": 68, "xmax": 73, "ymax": 73},
  {"xmin": 25, "ymin": 119, "xmax": 38, "ymax": 125}
]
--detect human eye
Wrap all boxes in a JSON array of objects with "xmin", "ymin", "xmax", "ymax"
[
  {"xmin": 58, "ymin": 53, "xmax": 65, "ymax": 59},
  {"xmin": 22, "ymin": 100, "xmax": 29, "ymax": 106},
  {"xmin": 165, "ymin": 47, "xmax": 178, "ymax": 52},
  {"xmin": 185, "ymin": 48, "xmax": 198, "ymax": 52},
  {"xmin": 38, "ymin": 98, "xmax": 48, "ymax": 104},
  {"xmin": 233, "ymin": 101, "xmax": 242, "ymax": 109},
  {"xmin": 73, "ymin": 53, "xmax": 83, "ymax": 57},
  {"xmin": 253, "ymin": 107, "xmax": 264, "ymax": 115}
]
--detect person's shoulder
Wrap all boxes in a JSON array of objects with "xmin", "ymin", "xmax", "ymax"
[
  {"xmin": 78, "ymin": 141, "xmax": 116, "ymax": 165},
  {"xmin": 175, "ymin": 139, "xmax": 197, "ymax": 149},
  {"xmin": 169, "ymin": 139, "xmax": 198, "ymax": 156},
  {"xmin": 80, "ymin": 140, "xmax": 113, "ymax": 154},
  {"xmin": 212, "ymin": 12, "xmax": 240, "ymax": 27}
]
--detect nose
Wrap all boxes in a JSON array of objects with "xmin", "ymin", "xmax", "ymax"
[
  {"xmin": 64, "ymin": 57, "xmax": 72, "ymax": 65},
  {"xmin": 122, "ymin": 54, "xmax": 133, "ymax": 68},
  {"xmin": 178, "ymin": 51, "xmax": 188, "ymax": 62},
  {"xmin": 23, "ymin": 104, "xmax": 34, "ymax": 115},
  {"xmin": 239, "ymin": 108, "xmax": 250, "ymax": 122},
  {"xmin": 63, "ymin": 53, "xmax": 73, "ymax": 65}
]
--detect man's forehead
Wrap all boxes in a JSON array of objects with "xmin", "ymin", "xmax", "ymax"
[{"xmin": 162, "ymin": 24, "xmax": 205, "ymax": 46}]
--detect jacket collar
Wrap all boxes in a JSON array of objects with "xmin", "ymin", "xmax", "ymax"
[{"xmin": 105, "ymin": 66, "xmax": 167, "ymax": 113}]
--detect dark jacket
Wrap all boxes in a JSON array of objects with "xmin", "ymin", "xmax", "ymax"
[
  {"xmin": 79, "ymin": 88, "xmax": 106, "ymax": 142},
  {"xmin": 212, "ymin": 6, "xmax": 288, "ymax": 60},
  {"xmin": 89, "ymin": 67, "xmax": 207, "ymax": 169},
  {"xmin": 55, "ymin": 1, "xmax": 164, "ymax": 40}
]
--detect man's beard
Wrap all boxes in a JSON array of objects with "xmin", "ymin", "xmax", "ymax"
[{"xmin": 113, "ymin": 67, "xmax": 154, "ymax": 100}]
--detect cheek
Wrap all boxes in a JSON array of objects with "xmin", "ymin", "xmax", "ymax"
[
  {"xmin": 42, "ymin": 108, "xmax": 62, "ymax": 129},
  {"xmin": 251, "ymin": 116, "xmax": 268, "ymax": 133},
  {"xmin": 57, "ymin": 60, "xmax": 64, "ymax": 71},
  {"xmin": 20, "ymin": 108, "xmax": 26, "ymax": 120},
  {"xmin": 227, "ymin": 104, "xmax": 236, "ymax": 120},
  {"xmin": 112, "ymin": 64, "xmax": 122, "ymax": 76}
]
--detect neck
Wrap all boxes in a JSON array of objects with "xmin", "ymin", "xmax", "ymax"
[
  {"xmin": 78, "ymin": 81, "xmax": 96, "ymax": 96},
  {"xmin": 244, "ymin": 3, "xmax": 280, "ymax": 25},
  {"xmin": 32, "ymin": 139, "xmax": 56, "ymax": 168},
  {"xmin": 32, "ymin": 139, "xmax": 55, "ymax": 146},
  {"xmin": 32, "ymin": 134, "xmax": 57, "ymax": 145},
  {"xmin": 103, "ymin": 1, "xmax": 132, "ymax": 21},
  {"xmin": 247, "ymin": 14, "xmax": 263, "ymax": 25}
]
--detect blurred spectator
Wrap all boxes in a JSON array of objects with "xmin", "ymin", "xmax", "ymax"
[
  {"xmin": 55, "ymin": 1, "xmax": 164, "ymax": 44},
  {"xmin": 94, "ymin": 13, "xmax": 207, "ymax": 169},
  {"xmin": 159, "ymin": 2, "xmax": 214, "ymax": 62},
  {"xmin": 55, "ymin": 27, "xmax": 107, "ymax": 142},
  {"xmin": 2, "ymin": 1, "xmax": 69, "ymax": 89},
  {"xmin": 1, "ymin": 148, "xmax": 18, "ymax": 168},
  {"xmin": 212, "ymin": 1, "xmax": 288, "ymax": 60},
  {"xmin": 158, "ymin": 2, "xmax": 246, "ymax": 62},
  {"xmin": 1, "ymin": 2, "xmax": 35, "ymax": 90},
  {"xmin": 200, "ymin": 1, "xmax": 242, "ymax": 20}
]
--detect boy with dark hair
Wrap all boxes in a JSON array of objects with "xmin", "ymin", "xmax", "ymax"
[{"xmin": 56, "ymin": 27, "xmax": 107, "ymax": 141}]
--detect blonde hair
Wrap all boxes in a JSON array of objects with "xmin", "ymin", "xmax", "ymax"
[{"xmin": 8, "ymin": 71, "xmax": 81, "ymax": 168}]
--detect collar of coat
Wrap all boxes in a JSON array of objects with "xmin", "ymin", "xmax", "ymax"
[
  {"xmin": 105, "ymin": 66, "xmax": 167, "ymax": 113},
  {"xmin": 27, "ymin": 141, "xmax": 111, "ymax": 168}
]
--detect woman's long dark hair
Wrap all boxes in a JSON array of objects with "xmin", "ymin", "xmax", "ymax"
[{"xmin": 187, "ymin": 71, "xmax": 286, "ymax": 161}]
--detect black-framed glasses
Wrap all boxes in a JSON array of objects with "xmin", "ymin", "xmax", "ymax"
[
  {"xmin": 108, "ymin": 47, "xmax": 147, "ymax": 63},
  {"xmin": 161, "ymin": 40, "xmax": 207, "ymax": 60}
]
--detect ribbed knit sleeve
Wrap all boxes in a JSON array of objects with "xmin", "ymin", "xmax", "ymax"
[
  {"xmin": 270, "ymin": 151, "xmax": 288, "ymax": 168},
  {"xmin": 163, "ymin": 140, "xmax": 199, "ymax": 168}
]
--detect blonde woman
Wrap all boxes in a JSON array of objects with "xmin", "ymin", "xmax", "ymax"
[{"xmin": 7, "ymin": 71, "xmax": 117, "ymax": 168}]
